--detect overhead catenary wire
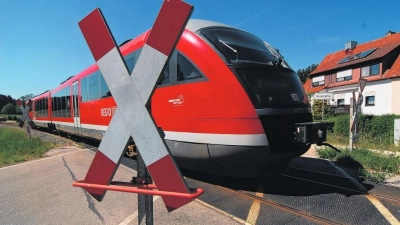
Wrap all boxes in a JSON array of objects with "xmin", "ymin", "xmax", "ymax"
[{"xmin": 236, "ymin": 0, "xmax": 287, "ymax": 26}]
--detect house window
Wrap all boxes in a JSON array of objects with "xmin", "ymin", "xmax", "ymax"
[
  {"xmin": 337, "ymin": 69, "xmax": 352, "ymax": 82},
  {"xmin": 312, "ymin": 75, "xmax": 324, "ymax": 87},
  {"xmin": 371, "ymin": 64, "xmax": 380, "ymax": 75},
  {"xmin": 365, "ymin": 96, "xmax": 375, "ymax": 106},
  {"xmin": 337, "ymin": 99, "xmax": 345, "ymax": 105},
  {"xmin": 361, "ymin": 64, "xmax": 380, "ymax": 77}
]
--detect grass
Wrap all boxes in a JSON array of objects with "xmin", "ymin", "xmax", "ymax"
[
  {"xmin": 317, "ymin": 147, "xmax": 400, "ymax": 183},
  {"xmin": 0, "ymin": 127, "xmax": 57, "ymax": 167},
  {"xmin": 0, "ymin": 114, "xmax": 21, "ymax": 120},
  {"xmin": 326, "ymin": 132, "xmax": 400, "ymax": 153}
]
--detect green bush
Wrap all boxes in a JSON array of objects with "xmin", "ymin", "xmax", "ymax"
[
  {"xmin": 8, "ymin": 115, "xmax": 12, "ymax": 120},
  {"xmin": 325, "ymin": 115, "xmax": 349, "ymax": 137},
  {"xmin": 326, "ymin": 114, "xmax": 400, "ymax": 148}
]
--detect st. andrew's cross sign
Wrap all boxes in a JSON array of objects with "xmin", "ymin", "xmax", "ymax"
[
  {"xmin": 77, "ymin": 0, "xmax": 194, "ymax": 211},
  {"xmin": 16, "ymin": 99, "xmax": 36, "ymax": 129}
]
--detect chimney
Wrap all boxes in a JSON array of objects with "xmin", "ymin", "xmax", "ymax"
[
  {"xmin": 386, "ymin": 30, "xmax": 396, "ymax": 36},
  {"xmin": 345, "ymin": 41, "xmax": 357, "ymax": 50}
]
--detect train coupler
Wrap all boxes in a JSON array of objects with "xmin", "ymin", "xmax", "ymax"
[{"xmin": 294, "ymin": 122, "xmax": 340, "ymax": 152}]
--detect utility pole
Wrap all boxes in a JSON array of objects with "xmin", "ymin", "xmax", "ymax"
[{"xmin": 349, "ymin": 78, "xmax": 367, "ymax": 150}]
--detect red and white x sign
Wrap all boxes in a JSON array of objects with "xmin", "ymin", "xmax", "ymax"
[
  {"xmin": 16, "ymin": 99, "xmax": 36, "ymax": 128},
  {"xmin": 79, "ymin": 1, "xmax": 193, "ymax": 211}
]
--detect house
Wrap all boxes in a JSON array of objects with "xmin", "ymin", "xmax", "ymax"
[{"xmin": 304, "ymin": 31, "xmax": 400, "ymax": 115}]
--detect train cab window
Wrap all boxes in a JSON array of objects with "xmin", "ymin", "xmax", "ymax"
[
  {"xmin": 88, "ymin": 73, "xmax": 99, "ymax": 101},
  {"xmin": 176, "ymin": 53, "xmax": 203, "ymax": 82},
  {"xmin": 157, "ymin": 51, "xmax": 205, "ymax": 86},
  {"xmin": 100, "ymin": 72, "xmax": 111, "ymax": 98},
  {"xmin": 159, "ymin": 65, "xmax": 170, "ymax": 85}
]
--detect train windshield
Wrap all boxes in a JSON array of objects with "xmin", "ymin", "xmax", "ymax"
[
  {"xmin": 200, "ymin": 27, "xmax": 286, "ymax": 66},
  {"xmin": 231, "ymin": 65, "xmax": 307, "ymax": 108}
]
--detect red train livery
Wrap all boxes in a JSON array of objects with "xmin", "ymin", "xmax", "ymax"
[{"xmin": 30, "ymin": 19, "xmax": 312, "ymax": 177}]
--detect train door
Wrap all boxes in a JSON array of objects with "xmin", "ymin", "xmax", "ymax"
[{"xmin": 72, "ymin": 81, "xmax": 81, "ymax": 135}]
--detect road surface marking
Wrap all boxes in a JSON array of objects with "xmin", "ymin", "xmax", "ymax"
[
  {"xmin": 246, "ymin": 180, "xmax": 265, "ymax": 224},
  {"xmin": 328, "ymin": 161, "xmax": 399, "ymax": 224}
]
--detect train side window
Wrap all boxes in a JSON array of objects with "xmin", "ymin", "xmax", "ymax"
[
  {"xmin": 57, "ymin": 92, "xmax": 62, "ymax": 117},
  {"xmin": 124, "ymin": 53, "xmax": 135, "ymax": 74},
  {"xmin": 45, "ymin": 97, "xmax": 48, "ymax": 117},
  {"xmin": 88, "ymin": 73, "xmax": 99, "ymax": 101},
  {"xmin": 81, "ymin": 77, "xmax": 88, "ymax": 102},
  {"xmin": 51, "ymin": 96, "xmax": 55, "ymax": 116},
  {"xmin": 65, "ymin": 87, "xmax": 71, "ymax": 117},
  {"xmin": 41, "ymin": 99, "xmax": 44, "ymax": 117},
  {"xmin": 100, "ymin": 72, "xmax": 111, "ymax": 98},
  {"xmin": 36, "ymin": 100, "xmax": 40, "ymax": 117},
  {"xmin": 177, "ymin": 53, "xmax": 203, "ymax": 82},
  {"xmin": 62, "ymin": 88, "xmax": 67, "ymax": 117}
]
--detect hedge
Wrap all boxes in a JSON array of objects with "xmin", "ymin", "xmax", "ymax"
[{"xmin": 325, "ymin": 114, "xmax": 400, "ymax": 144}]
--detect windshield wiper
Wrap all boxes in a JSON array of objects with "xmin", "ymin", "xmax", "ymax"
[
  {"xmin": 234, "ymin": 60, "xmax": 274, "ymax": 66},
  {"xmin": 264, "ymin": 41, "xmax": 286, "ymax": 67},
  {"xmin": 219, "ymin": 39, "xmax": 238, "ymax": 63}
]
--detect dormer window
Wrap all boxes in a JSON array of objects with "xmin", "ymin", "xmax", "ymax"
[
  {"xmin": 312, "ymin": 76, "xmax": 324, "ymax": 87},
  {"xmin": 337, "ymin": 69, "xmax": 352, "ymax": 82},
  {"xmin": 361, "ymin": 64, "xmax": 380, "ymax": 77}
]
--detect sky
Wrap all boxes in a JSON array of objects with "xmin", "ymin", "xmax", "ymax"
[{"xmin": 1, "ymin": 0, "xmax": 400, "ymax": 99}]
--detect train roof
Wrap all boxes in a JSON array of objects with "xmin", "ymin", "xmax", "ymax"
[
  {"xmin": 40, "ymin": 19, "xmax": 237, "ymax": 97},
  {"xmin": 186, "ymin": 19, "xmax": 232, "ymax": 33}
]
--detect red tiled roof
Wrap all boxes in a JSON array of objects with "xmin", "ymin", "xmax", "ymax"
[
  {"xmin": 310, "ymin": 32, "xmax": 400, "ymax": 76},
  {"xmin": 384, "ymin": 54, "xmax": 400, "ymax": 77}
]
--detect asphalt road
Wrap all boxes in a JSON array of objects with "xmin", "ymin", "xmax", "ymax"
[{"xmin": 0, "ymin": 146, "xmax": 241, "ymax": 225}]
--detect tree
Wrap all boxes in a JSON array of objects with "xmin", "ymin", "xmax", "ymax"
[
  {"xmin": 20, "ymin": 94, "xmax": 35, "ymax": 102},
  {"xmin": 1, "ymin": 103, "xmax": 16, "ymax": 116},
  {"xmin": 297, "ymin": 64, "xmax": 319, "ymax": 84},
  {"xmin": 0, "ymin": 94, "xmax": 15, "ymax": 112},
  {"xmin": 15, "ymin": 105, "xmax": 22, "ymax": 114},
  {"xmin": 312, "ymin": 99, "xmax": 333, "ymax": 120}
]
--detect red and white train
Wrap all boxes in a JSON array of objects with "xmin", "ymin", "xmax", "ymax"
[{"xmin": 30, "ymin": 19, "xmax": 314, "ymax": 177}]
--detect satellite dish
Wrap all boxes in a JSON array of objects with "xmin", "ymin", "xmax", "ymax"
[{"xmin": 345, "ymin": 48, "xmax": 353, "ymax": 55}]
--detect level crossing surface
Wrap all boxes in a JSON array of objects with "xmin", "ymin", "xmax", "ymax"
[{"xmin": 0, "ymin": 146, "xmax": 240, "ymax": 225}]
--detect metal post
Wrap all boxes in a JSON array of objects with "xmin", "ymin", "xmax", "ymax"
[
  {"xmin": 137, "ymin": 151, "xmax": 153, "ymax": 225},
  {"xmin": 27, "ymin": 122, "xmax": 31, "ymax": 140},
  {"xmin": 322, "ymin": 100, "xmax": 325, "ymax": 121},
  {"xmin": 349, "ymin": 94, "xmax": 354, "ymax": 150}
]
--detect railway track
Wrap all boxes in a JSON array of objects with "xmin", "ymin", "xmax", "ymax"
[
  {"xmin": 234, "ymin": 188, "xmax": 342, "ymax": 225},
  {"xmin": 284, "ymin": 166, "xmax": 400, "ymax": 203},
  {"xmin": 186, "ymin": 163, "xmax": 400, "ymax": 225}
]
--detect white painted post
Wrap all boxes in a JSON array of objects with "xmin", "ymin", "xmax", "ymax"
[{"xmin": 349, "ymin": 93, "xmax": 354, "ymax": 150}]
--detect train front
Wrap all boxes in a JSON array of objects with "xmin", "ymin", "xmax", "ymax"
[{"xmin": 197, "ymin": 24, "xmax": 313, "ymax": 176}]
